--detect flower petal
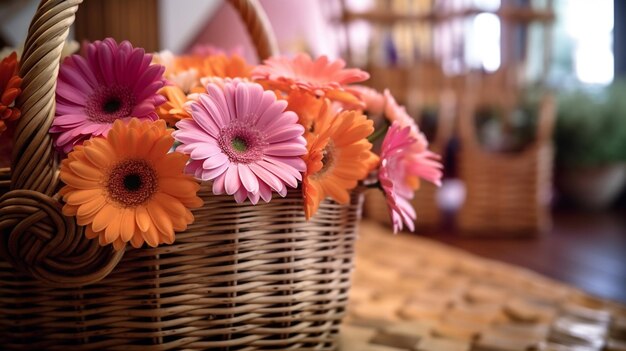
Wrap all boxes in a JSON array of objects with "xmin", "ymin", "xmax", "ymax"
[
  {"xmin": 224, "ymin": 164, "xmax": 241, "ymax": 195},
  {"xmin": 69, "ymin": 161, "xmax": 102, "ymax": 181},
  {"xmin": 119, "ymin": 208, "xmax": 135, "ymax": 242},
  {"xmin": 91, "ymin": 203, "xmax": 117, "ymax": 233},
  {"xmin": 65, "ymin": 188, "xmax": 102, "ymax": 205},
  {"xmin": 146, "ymin": 201, "xmax": 174, "ymax": 237},
  {"xmin": 135, "ymin": 205, "xmax": 151, "ymax": 232},
  {"xmin": 237, "ymin": 164, "xmax": 259, "ymax": 193},
  {"xmin": 104, "ymin": 212, "xmax": 123, "ymax": 244}
]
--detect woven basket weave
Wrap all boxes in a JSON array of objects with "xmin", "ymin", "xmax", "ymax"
[
  {"xmin": 0, "ymin": 0, "xmax": 363, "ymax": 349},
  {"xmin": 457, "ymin": 92, "xmax": 555, "ymax": 236}
]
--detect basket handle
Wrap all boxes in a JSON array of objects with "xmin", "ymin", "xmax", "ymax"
[
  {"xmin": 458, "ymin": 91, "xmax": 555, "ymax": 152},
  {"xmin": 229, "ymin": 0, "xmax": 279, "ymax": 60},
  {"xmin": 0, "ymin": 0, "xmax": 278, "ymax": 287}
]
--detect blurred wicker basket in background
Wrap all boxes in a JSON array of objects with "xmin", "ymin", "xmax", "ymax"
[{"xmin": 457, "ymin": 92, "xmax": 555, "ymax": 236}]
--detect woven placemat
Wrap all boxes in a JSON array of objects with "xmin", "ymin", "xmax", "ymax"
[{"xmin": 340, "ymin": 221, "xmax": 626, "ymax": 351}]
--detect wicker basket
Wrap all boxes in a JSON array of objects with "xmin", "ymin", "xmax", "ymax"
[
  {"xmin": 456, "ymin": 92, "xmax": 555, "ymax": 236},
  {"xmin": 0, "ymin": 0, "xmax": 363, "ymax": 349}
]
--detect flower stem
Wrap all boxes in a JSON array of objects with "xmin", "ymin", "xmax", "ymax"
[
  {"xmin": 367, "ymin": 120, "xmax": 390, "ymax": 143},
  {"xmin": 365, "ymin": 182, "xmax": 382, "ymax": 189}
]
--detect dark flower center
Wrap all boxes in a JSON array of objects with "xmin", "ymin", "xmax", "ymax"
[
  {"xmin": 86, "ymin": 85, "xmax": 135, "ymax": 123},
  {"xmin": 107, "ymin": 159, "xmax": 157, "ymax": 207},
  {"xmin": 103, "ymin": 98, "xmax": 122, "ymax": 114},
  {"xmin": 123, "ymin": 173, "xmax": 142, "ymax": 191}
]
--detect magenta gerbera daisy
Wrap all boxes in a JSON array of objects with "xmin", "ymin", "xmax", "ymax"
[
  {"xmin": 51, "ymin": 38, "xmax": 167, "ymax": 154},
  {"xmin": 379, "ymin": 122, "xmax": 443, "ymax": 233},
  {"xmin": 173, "ymin": 81, "xmax": 307, "ymax": 204}
]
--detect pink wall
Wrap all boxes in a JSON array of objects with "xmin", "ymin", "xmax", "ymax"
[{"xmin": 186, "ymin": 0, "xmax": 340, "ymax": 63}]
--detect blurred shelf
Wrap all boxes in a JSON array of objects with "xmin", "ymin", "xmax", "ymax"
[{"xmin": 338, "ymin": 7, "xmax": 555, "ymax": 24}]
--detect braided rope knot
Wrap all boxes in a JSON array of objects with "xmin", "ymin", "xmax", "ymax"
[{"xmin": 0, "ymin": 189, "xmax": 123, "ymax": 287}]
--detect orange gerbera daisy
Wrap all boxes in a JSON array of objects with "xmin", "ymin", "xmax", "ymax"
[
  {"xmin": 156, "ymin": 86, "xmax": 192, "ymax": 126},
  {"xmin": 59, "ymin": 118, "xmax": 203, "ymax": 250},
  {"xmin": 302, "ymin": 100, "xmax": 379, "ymax": 219},
  {"xmin": 162, "ymin": 53, "xmax": 252, "ymax": 80},
  {"xmin": 172, "ymin": 55, "xmax": 207, "ymax": 76},
  {"xmin": 0, "ymin": 52, "xmax": 22, "ymax": 134},
  {"xmin": 284, "ymin": 89, "xmax": 324, "ymax": 132},
  {"xmin": 155, "ymin": 53, "xmax": 253, "ymax": 123},
  {"xmin": 202, "ymin": 54, "xmax": 252, "ymax": 78}
]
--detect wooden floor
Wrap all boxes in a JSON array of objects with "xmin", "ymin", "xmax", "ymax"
[{"xmin": 418, "ymin": 211, "xmax": 626, "ymax": 304}]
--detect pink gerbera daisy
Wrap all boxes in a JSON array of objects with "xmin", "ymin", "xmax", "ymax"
[
  {"xmin": 379, "ymin": 122, "xmax": 443, "ymax": 233},
  {"xmin": 252, "ymin": 54, "xmax": 369, "ymax": 107},
  {"xmin": 383, "ymin": 89, "xmax": 429, "ymax": 147},
  {"xmin": 348, "ymin": 85, "xmax": 385, "ymax": 115},
  {"xmin": 173, "ymin": 81, "xmax": 307, "ymax": 204},
  {"xmin": 52, "ymin": 38, "xmax": 167, "ymax": 154}
]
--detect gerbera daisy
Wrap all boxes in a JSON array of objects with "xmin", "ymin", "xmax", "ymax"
[
  {"xmin": 170, "ymin": 69, "xmax": 202, "ymax": 94},
  {"xmin": 0, "ymin": 52, "xmax": 22, "ymax": 134},
  {"xmin": 384, "ymin": 89, "xmax": 419, "ymax": 132},
  {"xmin": 378, "ymin": 122, "xmax": 443, "ymax": 233},
  {"xmin": 59, "ymin": 118, "xmax": 202, "ymax": 250},
  {"xmin": 252, "ymin": 54, "xmax": 369, "ymax": 108},
  {"xmin": 155, "ymin": 52, "xmax": 252, "ymax": 123},
  {"xmin": 152, "ymin": 50, "xmax": 176, "ymax": 76},
  {"xmin": 202, "ymin": 54, "xmax": 252, "ymax": 79},
  {"xmin": 302, "ymin": 99, "xmax": 378, "ymax": 219},
  {"xmin": 383, "ymin": 89, "xmax": 428, "ymax": 147},
  {"xmin": 52, "ymin": 38, "xmax": 167, "ymax": 154},
  {"xmin": 154, "ymin": 51, "xmax": 252, "ymax": 93},
  {"xmin": 179, "ymin": 55, "xmax": 252, "ymax": 93},
  {"xmin": 284, "ymin": 89, "xmax": 324, "ymax": 132},
  {"xmin": 197, "ymin": 77, "xmax": 249, "ymax": 93},
  {"xmin": 174, "ymin": 81, "xmax": 307, "ymax": 204},
  {"xmin": 172, "ymin": 53, "xmax": 252, "ymax": 80},
  {"xmin": 152, "ymin": 50, "xmax": 199, "ymax": 91},
  {"xmin": 156, "ymin": 86, "xmax": 192, "ymax": 126},
  {"xmin": 348, "ymin": 85, "xmax": 385, "ymax": 115}
]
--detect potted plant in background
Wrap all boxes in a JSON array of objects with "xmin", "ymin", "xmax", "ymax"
[{"xmin": 555, "ymin": 81, "xmax": 626, "ymax": 210}]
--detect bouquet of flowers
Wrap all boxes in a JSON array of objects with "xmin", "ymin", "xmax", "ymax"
[{"xmin": 49, "ymin": 38, "xmax": 443, "ymax": 251}]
